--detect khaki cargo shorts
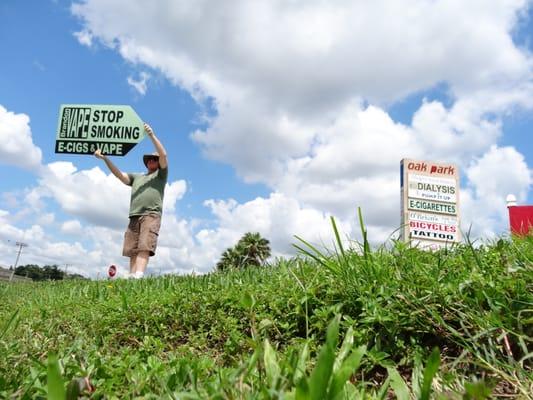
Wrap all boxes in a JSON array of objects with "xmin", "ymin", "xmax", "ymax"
[{"xmin": 123, "ymin": 213, "xmax": 161, "ymax": 257}]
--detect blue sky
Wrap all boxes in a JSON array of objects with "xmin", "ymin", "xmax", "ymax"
[{"xmin": 1, "ymin": 0, "xmax": 532, "ymax": 277}]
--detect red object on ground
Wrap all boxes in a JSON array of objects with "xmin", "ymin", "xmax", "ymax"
[
  {"xmin": 108, "ymin": 264, "xmax": 117, "ymax": 278},
  {"xmin": 508, "ymin": 206, "xmax": 533, "ymax": 236}
]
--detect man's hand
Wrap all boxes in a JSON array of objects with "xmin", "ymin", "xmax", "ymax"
[
  {"xmin": 143, "ymin": 121, "xmax": 167, "ymax": 169},
  {"xmin": 94, "ymin": 148, "xmax": 105, "ymax": 160},
  {"xmin": 144, "ymin": 123, "xmax": 155, "ymax": 137}
]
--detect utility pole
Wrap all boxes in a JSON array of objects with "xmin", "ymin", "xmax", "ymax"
[
  {"xmin": 64, "ymin": 263, "xmax": 72, "ymax": 276},
  {"xmin": 9, "ymin": 241, "xmax": 28, "ymax": 282}
]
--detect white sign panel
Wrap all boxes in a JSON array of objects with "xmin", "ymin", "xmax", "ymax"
[
  {"xmin": 407, "ymin": 198, "xmax": 457, "ymax": 215},
  {"xmin": 408, "ymin": 211, "xmax": 458, "ymax": 226},
  {"xmin": 409, "ymin": 220, "xmax": 459, "ymax": 242},
  {"xmin": 408, "ymin": 173, "xmax": 457, "ymax": 203}
]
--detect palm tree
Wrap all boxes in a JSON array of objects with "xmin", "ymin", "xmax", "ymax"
[
  {"xmin": 216, "ymin": 247, "xmax": 241, "ymax": 271},
  {"xmin": 215, "ymin": 232, "xmax": 271, "ymax": 271},
  {"xmin": 236, "ymin": 232, "xmax": 271, "ymax": 267}
]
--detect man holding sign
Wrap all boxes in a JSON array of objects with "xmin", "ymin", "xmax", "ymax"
[{"xmin": 94, "ymin": 123, "xmax": 168, "ymax": 279}]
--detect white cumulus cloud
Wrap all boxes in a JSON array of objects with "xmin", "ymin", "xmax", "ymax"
[{"xmin": 0, "ymin": 105, "xmax": 42, "ymax": 171}]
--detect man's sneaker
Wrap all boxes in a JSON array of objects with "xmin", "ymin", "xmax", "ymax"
[{"xmin": 133, "ymin": 271, "xmax": 144, "ymax": 279}]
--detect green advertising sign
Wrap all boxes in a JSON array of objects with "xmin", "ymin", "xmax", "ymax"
[{"xmin": 55, "ymin": 104, "xmax": 145, "ymax": 156}]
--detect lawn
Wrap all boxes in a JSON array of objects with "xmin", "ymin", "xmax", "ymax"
[{"xmin": 1, "ymin": 231, "xmax": 532, "ymax": 399}]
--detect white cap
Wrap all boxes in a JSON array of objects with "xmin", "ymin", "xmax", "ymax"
[{"xmin": 506, "ymin": 194, "xmax": 517, "ymax": 207}]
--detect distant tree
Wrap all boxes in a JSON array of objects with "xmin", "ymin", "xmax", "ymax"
[
  {"xmin": 216, "ymin": 232, "xmax": 271, "ymax": 271},
  {"xmin": 43, "ymin": 265, "xmax": 64, "ymax": 280},
  {"xmin": 65, "ymin": 273, "xmax": 88, "ymax": 280},
  {"xmin": 15, "ymin": 264, "xmax": 64, "ymax": 281},
  {"xmin": 15, "ymin": 264, "xmax": 43, "ymax": 280},
  {"xmin": 216, "ymin": 247, "xmax": 241, "ymax": 271},
  {"xmin": 236, "ymin": 232, "xmax": 271, "ymax": 267}
]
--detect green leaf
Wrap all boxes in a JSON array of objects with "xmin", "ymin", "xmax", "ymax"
[
  {"xmin": 309, "ymin": 316, "xmax": 340, "ymax": 400},
  {"xmin": 309, "ymin": 343, "xmax": 335, "ymax": 400},
  {"xmin": 387, "ymin": 367, "xmax": 410, "ymax": 400},
  {"xmin": 66, "ymin": 379, "xmax": 81, "ymax": 400},
  {"xmin": 292, "ymin": 242, "xmax": 324, "ymax": 265},
  {"xmin": 333, "ymin": 326, "xmax": 354, "ymax": 372},
  {"xmin": 342, "ymin": 382, "xmax": 357, "ymax": 399},
  {"xmin": 66, "ymin": 378, "xmax": 92, "ymax": 400},
  {"xmin": 244, "ymin": 348, "xmax": 260, "ymax": 379},
  {"xmin": 357, "ymin": 207, "xmax": 371, "ymax": 259},
  {"xmin": 264, "ymin": 339, "xmax": 281, "ymax": 388},
  {"xmin": 329, "ymin": 345, "xmax": 366, "ymax": 399},
  {"xmin": 293, "ymin": 342, "xmax": 310, "ymax": 383},
  {"xmin": 411, "ymin": 354, "xmax": 423, "ymax": 398},
  {"xmin": 240, "ymin": 292, "xmax": 255, "ymax": 309},
  {"xmin": 47, "ymin": 354, "xmax": 66, "ymax": 400},
  {"xmin": 420, "ymin": 348, "xmax": 440, "ymax": 400},
  {"xmin": 295, "ymin": 377, "xmax": 310, "ymax": 400},
  {"xmin": 325, "ymin": 315, "xmax": 341, "ymax": 350},
  {"xmin": 330, "ymin": 216, "xmax": 346, "ymax": 260},
  {"xmin": 376, "ymin": 376, "xmax": 391, "ymax": 400},
  {"xmin": 258, "ymin": 318, "xmax": 274, "ymax": 332},
  {"xmin": 120, "ymin": 290, "xmax": 128, "ymax": 310},
  {"xmin": 0, "ymin": 309, "xmax": 19, "ymax": 340},
  {"xmin": 293, "ymin": 236, "xmax": 340, "ymax": 274},
  {"xmin": 463, "ymin": 380, "xmax": 492, "ymax": 399}
]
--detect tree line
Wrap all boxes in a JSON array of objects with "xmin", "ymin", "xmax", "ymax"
[{"xmin": 13, "ymin": 264, "xmax": 86, "ymax": 281}]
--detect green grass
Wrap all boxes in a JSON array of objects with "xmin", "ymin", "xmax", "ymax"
[{"xmin": 0, "ymin": 232, "xmax": 532, "ymax": 399}]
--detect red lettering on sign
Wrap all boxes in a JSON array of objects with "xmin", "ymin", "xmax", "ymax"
[
  {"xmin": 407, "ymin": 162, "xmax": 427, "ymax": 172},
  {"xmin": 429, "ymin": 165, "xmax": 455, "ymax": 175},
  {"xmin": 409, "ymin": 221, "xmax": 456, "ymax": 232}
]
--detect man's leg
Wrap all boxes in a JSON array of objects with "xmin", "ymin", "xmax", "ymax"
[
  {"xmin": 134, "ymin": 214, "xmax": 161, "ymax": 277},
  {"xmin": 123, "ymin": 217, "xmax": 139, "ymax": 277},
  {"xmin": 134, "ymin": 251, "xmax": 150, "ymax": 274},
  {"xmin": 129, "ymin": 255, "xmax": 137, "ymax": 274}
]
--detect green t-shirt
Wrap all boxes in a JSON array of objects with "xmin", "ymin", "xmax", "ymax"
[{"xmin": 127, "ymin": 167, "xmax": 168, "ymax": 217}]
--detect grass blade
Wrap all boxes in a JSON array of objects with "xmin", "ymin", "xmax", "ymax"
[
  {"xmin": 387, "ymin": 367, "xmax": 410, "ymax": 400},
  {"xmin": 293, "ymin": 342, "xmax": 310, "ymax": 383},
  {"xmin": 264, "ymin": 339, "xmax": 280, "ymax": 388},
  {"xmin": 293, "ymin": 236, "xmax": 340, "ymax": 274},
  {"xmin": 309, "ymin": 316, "xmax": 340, "ymax": 400},
  {"xmin": 330, "ymin": 345, "xmax": 367, "ymax": 399},
  {"xmin": 0, "ymin": 309, "xmax": 19, "ymax": 340},
  {"xmin": 376, "ymin": 376, "xmax": 391, "ymax": 400},
  {"xmin": 357, "ymin": 207, "xmax": 371, "ymax": 260},
  {"xmin": 330, "ymin": 216, "xmax": 346, "ymax": 260},
  {"xmin": 47, "ymin": 354, "xmax": 66, "ymax": 400},
  {"xmin": 420, "ymin": 348, "xmax": 440, "ymax": 400},
  {"xmin": 333, "ymin": 326, "xmax": 354, "ymax": 372},
  {"xmin": 295, "ymin": 376, "xmax": 310, "ymax": 400}
]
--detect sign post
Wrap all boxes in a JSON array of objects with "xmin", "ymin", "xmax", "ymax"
[
  {"xmin": 55, "ymin": 104, "xmax": 145, "ymax": 156},
  {"xmin": 400, "ymin": 159, "xmax": 461, "ymax": 249}
]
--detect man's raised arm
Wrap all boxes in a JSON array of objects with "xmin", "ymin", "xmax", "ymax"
[
  {"xmin": 144, "ymin": 123, "xmax": 168, "ymax": 169},
  {"xmin": 94, "ymin": 149, "xmax": 131, "ymax": 185}
]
